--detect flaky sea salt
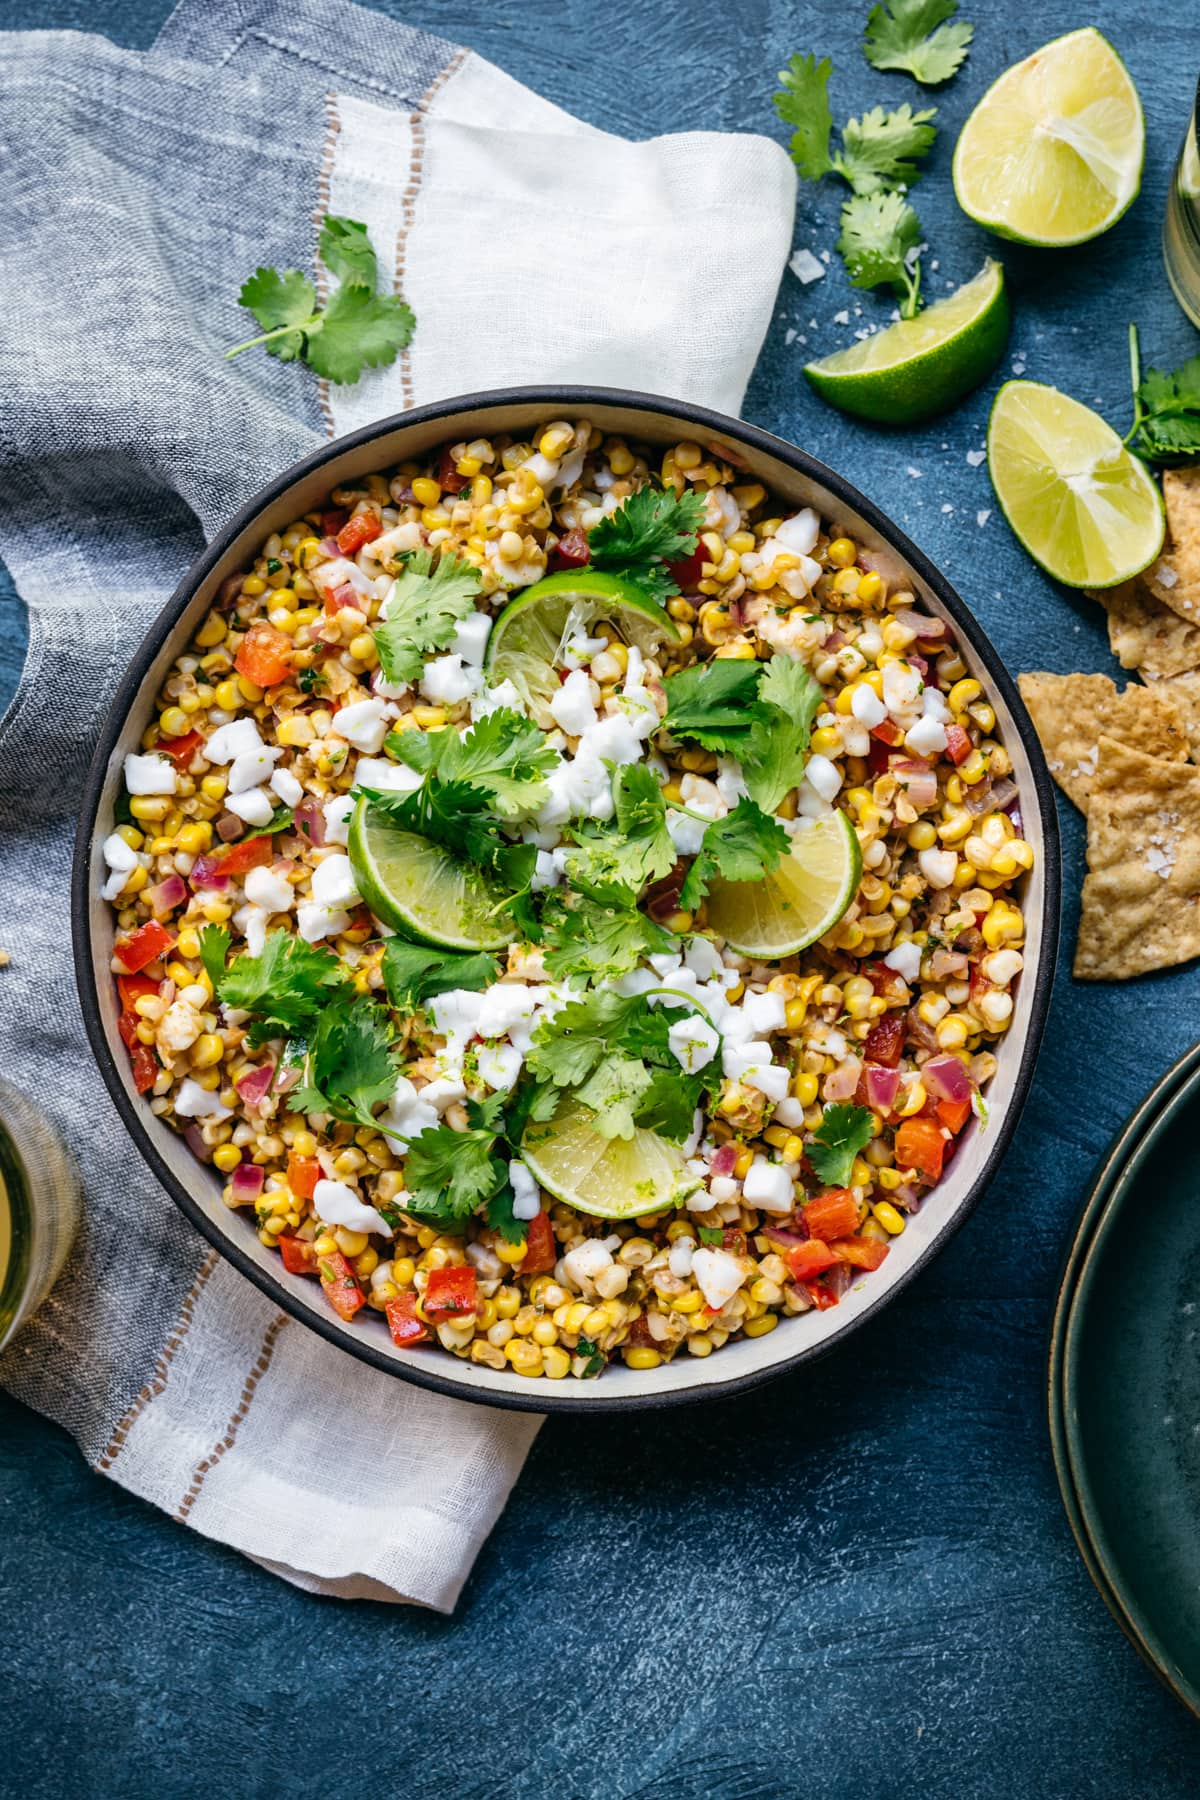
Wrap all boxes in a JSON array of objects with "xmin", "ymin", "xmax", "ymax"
[
  {"xmin": 966, "ymin": 449, "xmax": 986, "ymax": 467},
  {"xmin": 789, "ymin": 248, "xmax": 826, "ymax": 285},
  {"xmin": 977, "ymin": 509, "xmax": 991, "ymax": 527}
]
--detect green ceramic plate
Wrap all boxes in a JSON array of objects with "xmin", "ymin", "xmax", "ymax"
[
  {"xmin": 1048, "ymin": 1043, "xmax": 1200, "ymax": 1670},
  {"xmin": 1056, "ymin": 1047, "xmax": 1200, "ymax": 1717}
]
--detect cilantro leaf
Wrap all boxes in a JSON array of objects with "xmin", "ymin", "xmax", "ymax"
[
  {"xmin": 527, "ymin": 988, "xmax": 640, "ymax": 1086},
  {"xmin": 303, "ymin": 282, "xmax": 416, "ymax": 386},
  {"xmin": 362, "ymin": 779, "xmax": 537, "ymax": 932},
  {"xmin": 216, "ymin": 930, "xmax": 348, "ymax": 1039},
  {"xmin": 540, "ymin": 890, "xmax": 675, "ymax": 984},
  {"xmin": 588, "ymin": 485, "xmax": 705, "ymax": 603},
  {"xmin": 574, "ymin": 1335, "xmax": 606, "ymax": 1377},
  {"xmin": 744, "ymin": 654, "xmax": 823, "ymax": 812},
  {"xmin": 234, "ymin": 268, "xmax": 317, "ymax": 362},
  {"xmin": 371, "ymin": 550, "xmax": 481, "ymax": 685},
  {"xmin": 292, "ymin": 996, "xmax": 400, "ymax": 1132},
  {"xmin": 318, "ymin": 216, "xmax": 377, "ymax": 288},
  {"xmin": 381, "ymin": 938, "xmax": 499, "ymax": 1011},
  {"xmin": 198, "ymin": 923, "xmax": 231, "ymax": 992},
  {"xmin": 662, "ymin": 658, "xmax": 765, "ymax": 754},
  {"xmin": 485, "ymin": 1181, "xmax": 526, "ymax": 1244},
  {"xmin": 678, "ymin": 799, "xmax": 790, "ymax": 912},
  {"xmin": 833, "ymin": 104, "xmax": 938, "ymax": 195},
  {"xmin": 396, "ymin": 708, "xmax": 555, "ymax": 818},
  {"xmin": 863, "ymin": 0, "xmax": 974, "ymax": 85},
  {"xmin": 564, "ymin": 764, "xmax": 676, "ymax": 898},
  {"xmin": 838, "ymin": 190, "xmax": 923, "ymax": 317},
  {"xmin": 403, "ymin": 1120, "xmax": 507, "ymax": 1228},
  {"xmin": 773, "ymin": 52, "xmax": 835, "ymax": 181},
  {"xmin": 1127, "ymin": 327, "xmax": 1200, "ymax": 466},
  {"xmin": 807, "ymin": 1102, "xmax": 874, "ymax": 1188}
]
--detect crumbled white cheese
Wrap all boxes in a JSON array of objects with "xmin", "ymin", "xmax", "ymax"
[
  {"xmin": 295, "ymin": 901, "xmax": 352, "ymax": 944},
  {"xmin": 225, "ymin": 787, "xmax": 275, "ymax": 826},
  {"xmin": 173, "ymin": 1078, "xmax": 231, "ymax": 1120},
  {"xmin": 741, "ymin": 990, "xmax": 787, "ymax": 1035},
  {"xmin": 310, "ymin": 853, "xmax": 361, "ymax": 910},
  {"xmin": 692, "ymin": 1247, "xmax": 747, "ymax": 1311},
  {"xmin": 509, "ymin": 1159, "xmax": 541, "ymax": 1221},
  {"xmin": 450, "ymin": 612, "xmax": 493, "ymax": 667},
  {"xmin": 124, "ymin": 753, "xmax": 177, "ymax": 796},
  {"xmin": 322, "ymin": 795, "xmax": 355, "ymax": 846},
  {"xmin": 478, "ymin": 1042, "xmax": 523, "ymax": 1092},
  {"xmin": 743, "ymin": 1156, "xmax": 794, "ymax": 1214},
  {"xmin": 804, "ymin": 754, "xmax": 842, "ymax": 802},
  {"xmin": 331, "ymin": 698, "xmax": 390, "ymax": 754},
  {"xmin": 667, "ymin": 1014, "xmax": 721, "ymax": 1073},
  {"xmin": 353, "ymin": 757, "xmax": 423, "ymax": 794},
  {"xmin": 204, "ymin": 719, "xmax": 263, "ymax": 764},
  {"xmin": 418, "ymin": 654, "xmax": 481, "ymax": 706},
  {"xmin": 313, "ymin": 1178, "xmax": 392, "ymax": 1238},
  {"xmin": 563, "ymin": 1240, "xmax": 613, "ymax": 1287},
  {"xmin": 271, "ymin": 767, "xmax": 303, "ymax": 808},
  {"xmin": 228, "ymin": 746, "xmax": 283, "ymax": 793},
  {"xmin": 884, "ymin": 941, "xmax": 922, "ymax": 984},
  {"xmin": 244, "ymin": 864, "xmax": 294, "ymax": 914},
  {"xmin": 789, "ymin": 248, "xmax": 826, "ymax": 285},
  {"xmin": 918, "ymin": 847, "xmax": 958, "ymax": 889},
  {"xmin": 851, "ymin": 684, "xmax": 887, "ymax": 729},
  {"xmin": 905, "ymin": 714, "xmax": 948, "ymax": 757},
  {"xmin": 550, "ymin": 668, "xmax": 599, "ymax": 736}
]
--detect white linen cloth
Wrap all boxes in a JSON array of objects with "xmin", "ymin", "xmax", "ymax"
[{"xmin": 0, "ymin": 0, "xmax": 795, "ymax": 1610}]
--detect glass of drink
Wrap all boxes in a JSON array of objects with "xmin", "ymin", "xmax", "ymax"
[
  {"xmin": 0, "ymin": 1081, "xmax": 80, "ymax": 1352},
  {"xmin": 1164, "ymin": 74, "xmax": 1200, "ymax": 329}
]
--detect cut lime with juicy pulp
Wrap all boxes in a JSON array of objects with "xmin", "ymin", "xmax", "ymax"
[
  {"xmin": 521, "ymin": 1095, "xmax": 700, "ymax": 1221},
  {"xmin": 704, "ymin": 810, "xmax": 862, "ymax": 959},
  {"xmin": 348, "ymin": 795, "xmax": 511, "ymax": 951},
  {"xmin": 987, "ymin": 381, "xmax": 1164, "ymax": 589},
  {"xmin": 953, "ymin": 28, "xmax": 1144, "ymax": 247},
  {"xmin": 804, "ymin": 260, "xmax": 1010, "ymax": 427},
  {"xmin": 485, "ymin": 570, "xmax": 680, "ymax": 727}
]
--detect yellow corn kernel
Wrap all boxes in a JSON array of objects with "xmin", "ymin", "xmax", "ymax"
[
  {"xmin": 240, "ymin": 574, "xmax": 267, "ymax": 597},
  {"xmin": 784, "ymin": 997, "xmax": 807, "ymax": 1032},
  {"xmin": 743, "ymin": 1312, "xmax": 779, "ymax": 1339},
  {"xmin": 412, "ymin": 705, "xmax": 447, "ymax": 731},
  {"xmin": 506, "ymin": 1340, "xmax": 544, "ymax": 1376},
  {"xmin": 666, "ymin": 910, "xmax": 693, "ymax": 934},
  {"xmin": 857, "ymin": 570, "xmax": 884, "ymax": 606},
  {"xmin": 276, "ymin": 714, "xmax": 314, "ymax": 748},
  {"xmin": 177, "ymin": 822, "xmax": 212, "ymax": 855},
  {"xmin": 348, "ymin": 633, "xmax": 378, "ymax": 666},
  {"xmin": 810, "ymin": 725, "xmax": 842, "ymax": 758},
  {"xmin": 877, "ymin": 1167, "xmax": 902, "ymax": 1191},
  {"xmin": 496, "ymin": 1239, "xmax": 528, "ymax": 1265},
  {"xmin": 671, "ymin": 1290, "xmax": 704, "ymax": 1314},
  {"xmin": 959, "ymin": 749, "xmax": 988, "ymax": 786},
  {"xmin": 134, "ymin": 1020, "xmax": 156, "ymax": 1045},
  {"xmin": 159, "ymin": 705, "xmax": 190, "ymax": 739},
  {"xmin": 541, "ymin": 1345, "xmax": 570, "ymax": 1380},
  {"xmin": 127, "ymin": 795, "xmax": 169, "ymax": 823},
  {"xmin": 334, "ymin": 1227, "xmax": 369, "ymax": 1258},
  {"xmin": 191, "ymin": 1033, "xmax": 224, "ymax": 1070},
  {"xmin": 948, "ymin": 678, "xmax": 982, "ymax": 713},
  {"xmin": 790, "ymin": 1071, "xmax": 819, "ymax": 1106},
  {"xmin": 827, "ymin": 536, "xmax": 857, "ymax": 568},
  {"xmin": 201, "ymin": 899, "xmax": 231, "ymax": 923},
  {"xmin": 200, "ymin": 775, "xmax": 228, "ymax": 805},
  {"xmin": 906, "ymin": 821, "xmax": 937, "ymax": 851},
  {"xmin": 732, "ymin": 1146, "xmax": 755, "ymax": 1179},
  {"xmin": 833, "ymin": 567, "xmax": 862, "ymax": 597},
  {"xmin": 873, "ymin": 1200, "xmax": 906, "ymax": 1236},
  {"xmin": 391, "ymin": 1256, "xmax": 416, "ymax": 1289},
  {"xmin": 115, "ymin": 824, "xmax": 144, "ymax": 851},
  {"xmin": 969, "ymin": 701, "xmax": 996, "ymax": 734},
  {"xmin": 982, "ymin": 902, "xmax": 1023, "ymax": 948},
  {"xmin": 237, "ymin": 677, "xmax": 263, "ymax": 704},
  {"xmin": 623, "ymin": 1346, "xmax": 662, "ymax": 1370},
  {"xmin": 193, "ymin": 613, "xmax": 226, "ymax": 649},
  {"xmin": 938, "ymin": 809, "xmax": 973, "ymax": 845},
  {"xmin": 410, "ymin": 476, "xmax": 442, "ymax": 507},
  {"xmin": 213, "ymin": 1144, "xmax": 242, "ymax": 1173},
  {"xmin": 898, "ymin": 1080, "xmax": 927, "ymax": 1118}
]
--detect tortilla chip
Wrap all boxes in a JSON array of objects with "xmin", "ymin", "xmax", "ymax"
[
  {"xmin": 1165, "ymin": 467, "xmax": 1200, "ymax": 585},
  {"xmin": 1075, "ymin": 736, "xmax": 1200, "ymax": 980},
  {"xmin": 1144, "ymin": 561, "xmax": 1200, "ymax": 625},
  {"xmin": 1160, "ymin": 670, "xmax": 1200, "ymax": 762},
  {"xmin": 1018, "ymin": 671, "xmax": 1189, "ymax": 812},
  {"xmin": 1091, "ymin": 577, "xmax": 1200, "ymax": 681}
]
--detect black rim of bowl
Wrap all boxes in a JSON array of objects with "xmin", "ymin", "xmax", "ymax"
[{"xmin": 71, "ymin": 385, "xmax": 1062, "ymax": 1414}]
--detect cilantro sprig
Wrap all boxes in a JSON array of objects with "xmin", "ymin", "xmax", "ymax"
[
  {"xmin": 1125, "ymin": 324, "xmax": 1200, "ymax": 467},
  {"xmin": 563, "ymin": 764, "xmax": 677, "ymax": 898},
  {"xmin": 863, "ymin": 0, "xmax": 974, "ymax": 86},
  {"xmin": 372, "ymin": 550, "xmax": 481, "ymax": 686},
  {"xmin": 678, "ymin": 799, "xmax": 790, "ymax": 912},
  {"xmin": 387, "ymin": 705, "xmax": 556, "ymax": 818},
  {"xmin": 204, "ymin": 927, "xmax": 350, "ymax": 1047},
  {"xmin": 292, "ymin": 998, "xmax": 401, "ymax": 1133},
  {"xmin": 587, "ymin": 485, "xmax": 706, "ymax": 603},
  {"xmin": 662, "ymin": 652, "xmax": 822, "ymax": 808},
  {"xmin": 775, "ymin": 58, "xmax": 937, "ymax": 197},
  {"xmin": 226, "ymin": 215, "xmax": 414, "ymax": 386},
  {"xmin": 380, "ymin": 939, "xmax": 500, "ymax": 1011},
  {"xmin": 807, "ymin": 1103, "xmax": 875, "ymax": 1188}
]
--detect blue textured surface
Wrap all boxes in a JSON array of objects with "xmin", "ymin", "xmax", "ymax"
[{"xmin": 3, "ymin": 2, "xmax": 1200, "ymax": 1793}]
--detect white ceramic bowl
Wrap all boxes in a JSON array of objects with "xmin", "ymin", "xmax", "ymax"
[{"xmin": 73, "ymin": 388, "xmax": 1061, "ymax": 1412}]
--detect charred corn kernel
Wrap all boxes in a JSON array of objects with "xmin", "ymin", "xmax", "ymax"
[
  {"xmin": 784, "ymin": 998, "xmax": 807, "ymax": 1031},
  {"xmin": 215, "ymin": 676, "xmax": 242, "ymax": 709},
  {"xmin": 623, "ymin": 1346, "xmax": 662, "ymax": 1370},
  {"xmin": 410, "ymin": 477, "xmax": 442, "ymax": 507},
  {"xmin": 751, "ymin": 1277, "xmax": 783, "ymax": 1307},
  {"xmin": 159, "ymin": 706, "xmax": 189, "ymax": 738},
  {"xmin": 764, "ymin": 1125, "xmax": 790, "ymax": 1150},
  {"xmin": 134, "ymin": 1021, "xmax": 156, "ymax": 1045},
  {"xmin": 686, "ymin": 1334, "xmax": 715, "ymax": 1358},
  {"xmin": 833, "ymin": 568, "xmax": 861, "ymax": 597},
  {"xmin": 899, "ymin": 1080, "xmax": 927, "ymax": 1117},
  {"xmin": 129, "ymin": 795, "xmax": 170, "ymax": 823},
  {"xmin": 177, "ymin": 822, "xmax": 212, "ymax": 855},
  {"xmin": 790, "ymin": 1071, "xmax": 819, "ymax": 1106},
  {"xmin": 732, "ymin": 482, "xmax": 766, "ymax": 512},
  {"xmin": 498, "ymin": 529, "xmax": 524, "ymax": 561},
  {"xmin": 744, "ymin": 1312, "xmax": 779, "ymax": 1338},
  {"xmin": 948, "ymin": 678, "xmax": 982, "ymax": 713},
  {"xmin": 827, "ymin": 536, "xmax": 857, "ymax": 568},
  {"xmin": 331, "ymin": 1228, "xmax": 368, "ymax": 1259},
  {"xmin": 191, "ymin": 1033, "xmax": 224, "ymax": 1070},
  {"xmin": 240, "ymin": 575, "xmax": 267, "ymax": 597},
  {"xmin": 873, "ymin": 1200, "xmax": 906, "ymax": 1235},
  {"xmin": 733, "ymin": 1146, "xmax": 754, "ymax": 1179},
  {"xmin": 496, "ymin": 1239, "xmax": 528, "ymax": 1265},
  {"xmin": 673, "ymin": 441, "xmax": 703, "ymax": 470},
  {"xmin": 938, "ymin": 809, "xmax": 973, "ymax": 845},
  {"xmin": 542, "ymin": 1345, "xmax": 571, "ymax": 1380},
  {"xmin": 175, "ymin": 928, "xmax": 200, "ymax": 960},
  {"xmin": 348, "ymin": 633, "xmax": 377, "ymax": 665},
  {"xmin": 781, "ymin": 1134, "xmax": 805, "ymax": 1164},
  {"xmin": 531, "ymin": 1318, "xmax": 558, "ymax": 1347},
  {"xmin": 857, "ymin": 571, "xmax": 884, "ymax": 606},
  {"xmin": 842, "ymin": 975, "xmax": 876, "ymax": 1019},
  {"xmin": 960, "ymin": 749, "xmax": 988, "ymax": 785},
  {"xmin": 391, "ymin": 1257, "xmax": 416, "ymax": 1288},
  {"xmin": 212, "ymin": 1143, "xmax": 241, "ymax": 1173},
  {"xmin": 608, "ymin": 444, "xmax": 635, "ymax": 476},
  {"xmin": 353, "ymin": 1248, "xmax": 379, "ymax": 1280},
  {"xmin": 193, "ymin": 613, "xmax": 226, "ymax": 649},
  {"xmin": 673, "ymin": 621, "xmax": 695, "ymax": 647}
]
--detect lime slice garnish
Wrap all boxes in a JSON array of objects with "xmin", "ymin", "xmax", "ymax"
[
  {"xmin": 485, "ymin": 569, "xmax": 680, "ymax": 727},
  {"xmin": 704, "ymin": 810, "xmax": 862, "ymax": 959},
  {"xmin": 987, "ymin": 380, "xmax": 1164, "ymax": 589},
  {"xmin": 804, "ymin": 260, "xmax": 1010, "ymax": 427},
  {"xmin": 521, "ymin": 1094, "xmax": 700, "ymax": 1221},
  {"xmin": 952, "ymin": 28, "xmax": 1144, "ymax": 247},
  {"xmin": 348, "ymin": 794, "xmax": 511, "ymax": 951}
]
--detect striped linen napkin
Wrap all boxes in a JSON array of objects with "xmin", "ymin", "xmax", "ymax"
[{"xmin": 0, "ymin": 0, "xmax": 794, "ymax": 1609}]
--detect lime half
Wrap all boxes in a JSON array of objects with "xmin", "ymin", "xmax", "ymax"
[
  {"xmin": 953, "ymin": 28, "xmax": 1144, "ymax": 247},
  {"xmin": 704, "ymin": 810, "xmax": 862, "ymax": 959},
  {"xmin": 486, "ymin": 570, "xmax": 679, "ymax": 727},
  {"xmin": 348, "ymin": 795, "xmax": 511, "ymax": 951},
  {"xmin": 804, "ymin": 260, "xmax": 1009, "ymax": 426},
  {"xmin": 987, "ymin": 380, "xmax": 1164, "ymax": 589},
  {"xmin": 521, "ymin": 1095, "xmax": 700, "ymax": 1221}
]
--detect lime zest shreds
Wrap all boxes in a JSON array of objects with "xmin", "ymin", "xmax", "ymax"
[
  {"xmin": 987, "ymin": 380, "xmax": 1165, "ymax": 588},
  {"xmin": 952, "ymin": 28, "xmax": 1144, "ymax": 248}
]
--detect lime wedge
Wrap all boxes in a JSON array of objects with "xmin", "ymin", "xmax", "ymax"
[
  {"xmin": 485, "ymin": 570, "xmax": 680, "ymax": 727},
  {"xmin": 987, "ymin": 380, "xmax": 1164, "ymax": 589},
  {"xmin": 521, "ymin": 1094, "xmax": 700, "ymax": 1221},
  {"xmin": 804, "ymin": 260, "xmax": 1009, "ymax": 426},
  {"xmin": 704, "ymin": 810, "xmax": 861, "ymax": 960},
  {"xmin": 348, "ymin": 795, "xmax": 511, "ymax": 951},
  {"xmin": 953, "ymin": 28, "xmax": 1144, "ymax": 247}
]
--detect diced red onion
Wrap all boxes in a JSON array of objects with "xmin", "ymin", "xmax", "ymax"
[
  {"xmin": 236, "ymin": 1064, "xmax": 276, "ymax": 1107},
  {"xmin": 189, "ymin": 855, "xmax": 229, "ymax": 891},
  {"xmin": 217, "ymin": 574, "xmax": 244, "ymax": 611},
  {"xmin": 895, "ymin": 761, "xmax": 938, "ymax": 809},
  {"xmin": 326, "ymin": 583, "xmax": 358, "ymax": 613},
  {"xmin": 275, "ymin": 1064, "xmax": 303, "ymax": 1096},
  {"xmin": 895, "ymin": 608, "xmax": 947, "ymax": 642},
  {"xmin": 764, "ymin": 1222, "xmax": 811, "ymax": 1247},
  {"xmin": 824, "ymin": 1056, "xmax": 863, "ymax": 1102},
  {"xmin": 989, "ymin": 779, "xmax": 1019, "ymax": 812},
  {"xmin": 907, "ymin": 1006, "xmax": 939, "ymax": 1053},
  {"xmin": 787, "ymin": 1283, "xmax": 815, "ymax": 1312},
  {"xmin": 926, "ymin": 948, "xmax": 969, "ymax": 981},
  {"xmin": 824, "ymin": 628, "xmax": 846, "ymax": 652},
  {"xmin": 184, "ymin": 1124, "xmax": 212, "ymax": 1163},
  {"xmin": 146, "ymin": 873, "xmax": 187, "ymax": 913},
  {"xmin": 709, "ymin": 1142, "xmax": 737, "ymax": 1178},
  {"xmin": 865, "ymin": 1064, "xmax": 901, "ymax": 1113},
  {"xmin": 909, "ymin": 653, "xmax": 929, "ymax": 680},
  {"xmin": 892, "ymin": 1183, "xmax": 921, "ymax": 1212},
  {"xmin": 858, "ymin": 545, "xmax": 909, "ymax": 588},
  {"xmin": 231, "ymin": 1163, "xmax": 265, "ymax": 1204},
  {"xmin": 825, "ymin": 1262, "xmax": 853, "ymax": 1300},
  {"xmin": 319, "ymin": 536, "xmax": 340, "ymax": 557},
  {"xmin": 294, "ymin": 798, "xmax": 325, "ymax": 847},
  {"xmin": 963, "ymin": 777, "xmax": 995, "ymax": 816},
  {"xmin": 216, "ymin": 812, "xmax": 243, "ymax": 843},
  {"xmin": 923, "ymin": 1055, "xmax": 973, "ymax": 1105}
]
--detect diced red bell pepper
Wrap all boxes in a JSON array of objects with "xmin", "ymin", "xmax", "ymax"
[
  {"xmin": 802, "ymin": 1187, "xmax": 860, "ymax": 1242},
  {"xmin": 113, "ymin": 919, "xmax": 175, "ymax": 974},
  {"xmin": 550, "ymin": 527, "xmax": 591, "ymax": 570},
  {"xmin": 117, "ymin": 1010, "xmax": 138, "ymax": 1052},
  {"xmin": 218, "ymin": 835, "xmax": 273, "ymax": 877},
  {"xmin": 117, "ymin": 972, "xmax": 160, "ymax": 1011},
  {"xmin": 937, "ymin": 1097, "xmax": 972, "ymax": 1135},
  {"xmin": 235, "ymin": 622, "xmax": 294, "ymax": 690},
  {"xmin": 385, "ymin": 1292, "xmax": 430, "ymax": 1347},
  {"xmin": 318, "ymin": 1250, "xmax": 365, "ymax": 1321},
  {"xmin": 804, "ymin": 1280, "xmax": 840, "ymax": 1311},
  {"xmin": 336, "ymin": 512, "xmax": 383, "ymax": 556},
  {"xmin": 667, "ymin": 543, "xmax": 706, "ymax": 592},
  {"xmin": 944, "ymin": 723, "xmax": 972, "ymax": 765},
  {"xmin": 279, "ymin": 1235, "xmax": 319, "ymax": 1276},
  {"xmin": 894, "ymin": 1116, "xmax": 946, "ymax": 1181},
  {"xmin": 436, "ymin": 448, "xmax": 468, "ymax": 495},
  {"xmin": 722, "ymin": 1227, "xmax": 748, "ymax": 1256},
  {"xmin": 518, "ymin": 1211, "xmax": 557, "ymax": 1276},
  {"xmin": 870, "ymin": 718, "xmax": 904, "ymax": 746},
  {"xmin": 423, "ymin": 1264, "xmax": 478, "ymax": 1322},
  {"xmin": 321, "ymin": 508, "xmax": 348, "ymax": 538},
  {"xmin": 782, "ymin": 1239, "xmax": 841, "ymax": 1282},
  {"xmin": 286, "ymin": 1154, "xmax": 320, "ymax": 1201},
  {"xmin": 830, "ymin": 1235, "xmax": 890, "ymax": 1271},
  {"xmin": 324, "ymin": 581, "xmax": 360, "ymax": 616},
  {"xmin": 157, "ymin": 727, "xmax": 204, "ymax": 765},
  {"xmin": 128, "ymin": 1040, "xmax": 159, "ymax": 1095},
  {"xmin": 863, "ymin": 1012, "xmax": 905, "ymax": 1067}
]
